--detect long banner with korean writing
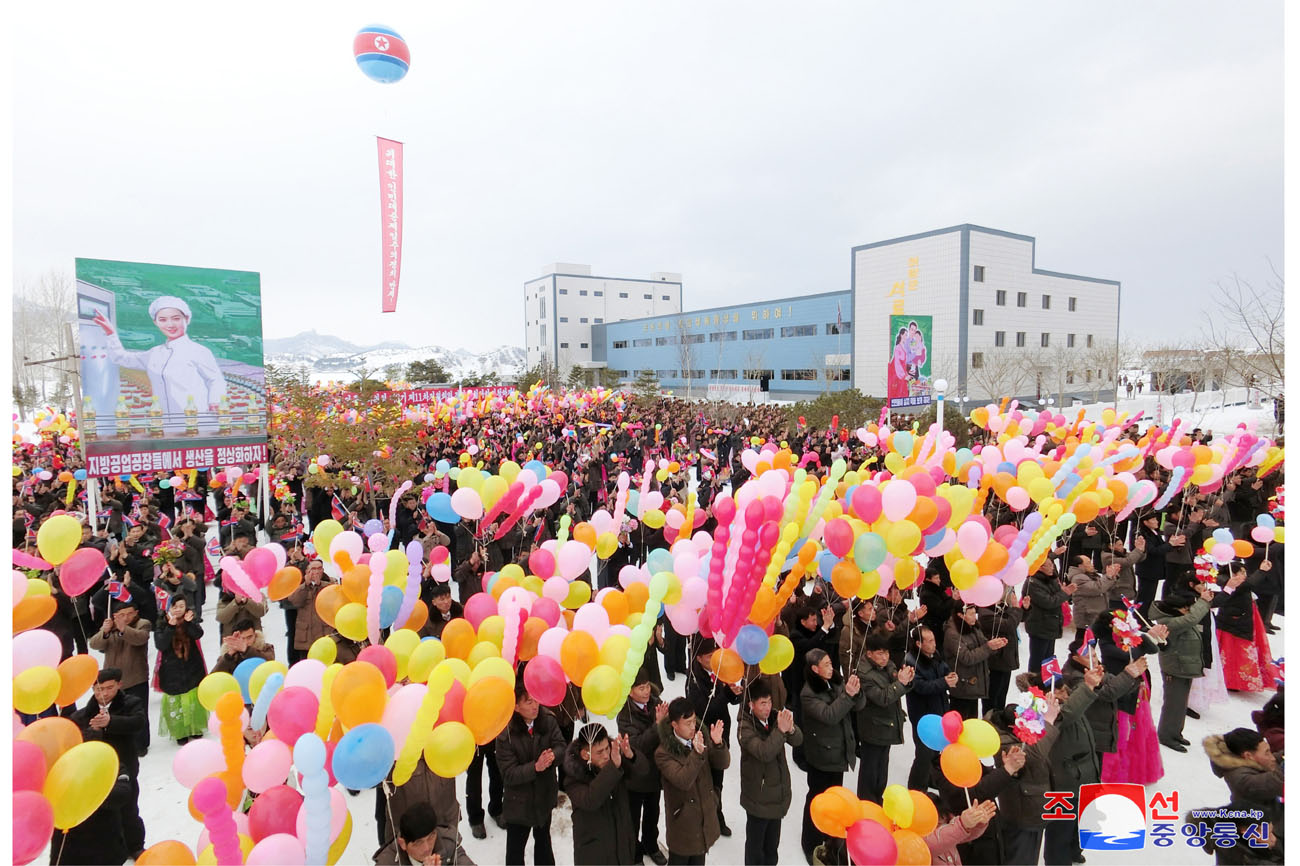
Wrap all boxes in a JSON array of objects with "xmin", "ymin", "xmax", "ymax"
[
  {"xmin": 366, "ymin": 386, "xmax": 518, "ymax": 407},
  {"xmin": 886, "ymin": 314, "xmax": 933, "ymax": 411},
  {"xmin": 74, "ymin": 257, "xmax": 268, "ymax": 478},
  {"xmin": 378, "ymin": 137, "xmax": 404, "ymax": 313}
]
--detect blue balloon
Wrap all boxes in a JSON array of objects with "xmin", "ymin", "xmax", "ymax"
[
  {"xmin": 425, "ymin": 492, "xmax": 459, "ymax": 523},
  {"xmin": 363, "ymin": 518, "xmax": 385, "ymax": 537},
  {"xmin": 378, "ymin": 585, "xmax": 405, "ymax": 629},
  {"xmin": 853, "ymin": 532, "xmax": 888, "ymax": 572},
  {"xmin": 250, "ymin": 671, "xmax": 284, "ymax": 731},
  {"xmin": 1257, "ymin": 514, "xmax": 1276, "ymax": 529},
  {"xmin": 917, "ymin": 713, "xmax": 950, "ymax": 751},
  {"xmin": 818, "ymin": 551, "xmax": 839, "ymax": 581},
  {"xmin": 435, "ymin": 459, "xmax": 451, "ymax": 474},
  {"xmin": 353, "ymin": 25, "xmax": 410, "ymax": 84},
  {"xmin": 1212, "ymin": 528, "xmax": 1234, "ymax": 545},
  {"xmin": 233, "ymin": 657, "xmax": 266, "ymax": 704},
  {"xmin": 894, "ymin": 430, "xmax": 915, "ymax": 458},
  {"xmin": 293, "ymin": 732, "xmax": 327, "ymax": 769},
  {"xmin": 734, "ymin": 625, "xmax": 770, "ymax": 665},
  {"xmin": 996, "ymin": 461, "xmax": 1016, "ymax": 475},
  {"xmin": 73, "ymin": 469, "xmax": 87, "ymax": 481},
  {"xmin": 523, "ymin": 460, "xmax": 549, "ymax": 480},
  {"xmin": 646, "ymin": 548, "xmax": 674, "ymax": 576},
  {"xmin": 331, "ymin": 723, "xmax": 396, "ymax": 790}
]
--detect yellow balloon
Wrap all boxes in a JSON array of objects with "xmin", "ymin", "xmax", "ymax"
[
  {"xmin": 499, "ymin": 461, "xmax": 522, "ymax": 485},
  {"xmin": 197, "ymin": 835, "xmax": 254, "ymax": 866},
  {"xmin": 950, "ymin": 559, "xmax": 979, "ymax": 591},
  {"xmin": 384, "ymin": 553, "xmax": 408, "ymax": 583},
  {"xmin": 477, "ymin": 615, "xmax": 506, "ymax": 649},
  {"xmin": 856, "ymin": 570, "xmax": 881, "ymax": 600},
  {"xmin": 196, "ymin": 672, "xmax": 240, "ymax": 712},
  {"xmin": 759, "ymin": 634, "xmax": 795, "ymax": 675},
  {"xmin": 599, "ymin": 634, "xmax": 631, "ymax": 670},
  {"xmin": 309, "ymin": 636, "xmax": 338, "ymax": 664},
  {"xmin": 43, "ymin": 740, "xmax": 119, "ymax": 829},
  {"xmin": 958, "ymin": 718, "xmax": 1001, "ymax": 759},
  {"xmin": 457, "ymin": 468, "xmax": 483, "ymax": 491},
  {"xmin": 467, "ymin": 640, "xmax": 503, "ymax": 670},
  {"xmin": 500, "ymin": 563, "xmax": 525, "ymax": 583},
  {"xmin": 424, "ymin": 721, "xmax": 477, "ymax": 778},
  {"xmin": 481, "ymin": 475, "xmax": 509, "ymax": 509},
  {"xmin": 407, "ymin": 638, "xmax": 446, "ymax": 684},
  {"xmin": 581, "ymin": 664, "xmax": 621, "ymax": 715},
  {"xmin": 327, "ymin": 809, "xmax": 353, "ymax": 866},
  {"xmin": 596, "ymin": 532, "xmax": 619, "ymax": 559},
  {"xmin": 885, "ymin": 521, "xmax": 922, "ymax": 557},
  {"xmin": 883, "ymin": 452, "xmax": 907, "ymax": 475},
  {"xmin": 564, "ymin": 580, "xmax": 592, "ymax": 610},
  {"xmin": 36, "ymin": 514, "xmax": 81, "ymax": 566},
  {"xmin": 468, "ymin": 655, "xmax": 516, "ymax": 688},
  {"xmin": 25, "ymin": 578, "xmax": 51, "ymax": 598},
  {"xmin": 521, "ymin": 575, "xmax": 544, "ymax": 596},
  {"xmin": 641, "ymin": 509, "xmax": 666, "ymax": 530},
  {"xmin": 311, "ymin": 520, "xmax": 344, "ymax": 558},
  {"xmin": 385, "ymin": 629, "xmax": 421, "ymax": 680},
  {"xmin": 14, "ymin": 665, "xmax": 61, "ymax": 714},
  {"xmin": 882, "ymin": 783, "xmax": 914, "ymax": 827},
  {"xmin": 249, "ymin": 660, "xmax": 288, "ymax": 701},
  {"xmin": 660, "ymin": 573, "xmax": 682, "ymax": 606},
  {"xmin": 1274, "ymin": 527, "xmax": 1285, "ymax": 544},
  {"xmin": 434, "ymin": 657, "xmax": 472, "ymax": 687},
  {"xmin": 335, "ymin": 602, "xmax": 369, "ymax": 642},
  {"xmin": 1027, "ymin": 477, "xmax": 1055, "ymax": 504}
]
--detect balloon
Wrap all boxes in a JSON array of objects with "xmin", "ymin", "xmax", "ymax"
[
  {"xmin": 173, "ymin": 737, "xmax": 226, "ymax": 788},
  {"xmin": 240, "ymin": 740, "xmax": 290, "ymax": 798},
  {"xmin": 734, "ymin": 624, "xmax": 771, "ymax": 665},
  {"xmin": 358, "ymin": 645, "xmax": 398, "ymax": 687},
  {"xmin": 885, "ymin": 521, "xmax": 922, "ymax": 557},
  {"xmin": 851, "ymin": 485, "xmax": 883, "ymax": 523},
  {"xmin": 916, "ymin": 714, "xmax": 951, "ymax": 751},
  {"xmin": 709, "ymin": 648, "xmax": 745, "ymax": 685},
  {"xmin": 464, "ymin": 677, "xmax": 515, "ymax": 744},
  {"xmin": 407, "ymin": 638, "xmax": 446, "ymax": 683},
  {"xmin": 14, "ymin": 666, "xmax": 60, "ymax": 714},
  {"xmin": 242, "ymin": 548, "xmax": 278, "ymax": 587},
  {"xmin": 13, "ymin": 790, "xmax": 54, "ymax": 866},
  {"xmin": 523, "ymin": 655, "xmax": 568, "ymax": 706},
  {"xmin": 940, "ymin": 742, "xmax": 982, "ymax": 788},
  {"xmin": 197, "ymin": 672, "xmax": 240, "ymax": 711},
  {"xmin": 424, "ymin": 721, "xmax": 476, "ymax": 777},
  {"xmin": 758, "ymin": 633, "xmax": 795, "ymax": 674},
  {"xmin": 906, "ymin": 789, "xmax": 939, "ymax": 835},
  {"xmin": 268, "ymin": 567, "xmax": 303, "ymax": 601},
  {"xmin": 17, "ymin": 717, "xmax": 82, "ymax": 771},
  {"xmin": 451, "ymin": 487, "xmax": 484, "ymax": 520},
  {"xmin": 136, "ymin": 841, "xmax": 198, "ymax": 866},
  {"xmin": 882, "ymin": 784, "xmax": 913, "ymax": 827},
  {"xmin": 58, "ymin": 547, "xmax": 108, "ymax": 596},
  {"xmin": 36, "ymin": 514, "xmax": 80, "ymax": 565},
  {"xmin": 941, "ymin": 710, "xmax": 963, "ymax": 743},
  {"xmin": 581, "ymin": 663, "xmax": 621, "ymax": 715},
  {"xmin": 335, "ymin": 602, "xmax": 369, "ymax": 642},
  {"xmin": 882, "ymin": 481, "xmax": 918, "ymax": 522},
  {"xmin": 14, "ymin": 739, "xmax": 48, "ymax": 793},
  {"xmin": 853, "ymin": 532, "xmax": 888, "ymax": 572},
  {"xmin": 267, "ymin": 686, "xmax": 319, "ymax": 745},
  {"xmin": 561, "ymin": 630, "xmax": 599, "ymax": 686},
  {"xmin": 43, "ymin": 740, "xmax": 118, "ymax": 829},
  {"xmin": 233, "ymin": 656, "xmax": 267, "ymax": 703},
  {"xmin": 332, "ymin": 723, "xmax": 396, "ymax": 790},
  {"xmin": 846, "ymin": 818, "xmax": 897, "ymax": 866},
  {"xmin": 248, "ymin": 785, "xmax": 303, "ymax": 843},
  {"xmin": 308, "ymin": 636, "xmax": 338, "ymax": 665},
  {"xmin": 425, "ymin": 492, "xmax": 459, "ymax": 523},
  {"xmin": 956, "ymin": 522, "xmax": 989, "ymax": 561},
  {"xmin": 958, "ymin": 718, "xmax": 1000, "ymax": 759},
  {"xmin": 810, "ymin": 786, "xmax": 861, "ymax": 838},
  {"xmin": 13, "ymin": 629, "xmax": 62, "ymax": 676},
  {"xmin": 1251, "ymin": 525, "xmax": 1274, "ymax": 544},
  {"xmin": 893, "ymin": 829, "xmax": 931, "ymax": 866},
  {"xmin": 245, "ymin": 834, "xmax": 305, "ymax": 866},
  {"xmin": 331, "ymin": 661, "xmax": 388, "ymax": 729},
  {"xmin": 13, "ymin": 595, "xmax": 56, "ymax": 632},
  {"xmin": 1231, "ymin": 539, "xmax": 1254, "ymax": 559}
]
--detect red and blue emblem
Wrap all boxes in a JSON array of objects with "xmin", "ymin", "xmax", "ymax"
[{"xmin": 353, "ymin": 25, "xmax": 410, "ymax": 84}]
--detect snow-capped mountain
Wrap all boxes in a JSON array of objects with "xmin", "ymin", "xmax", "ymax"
[{"xmin": 265, "ymin": 331, "xmax": 526, "ymax": 383}]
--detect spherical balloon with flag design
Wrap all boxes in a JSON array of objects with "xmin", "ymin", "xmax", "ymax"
[{"xmin": 353, "ymin": 25, "xmax": 410, "ymax": 83}]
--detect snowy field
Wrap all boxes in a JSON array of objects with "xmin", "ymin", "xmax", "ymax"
[{"xmin": 44, "ymin": 592, "xmax": 1282, "ymax": 865}]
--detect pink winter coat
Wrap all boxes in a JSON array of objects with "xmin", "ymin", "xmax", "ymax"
[{"xmin": 923, "ymin": 816, "xmax": 988, "ymax": 866}]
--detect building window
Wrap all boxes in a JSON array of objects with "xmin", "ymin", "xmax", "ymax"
[
  {"xmin": 1067, "ymin": 371, "xmax": 1075, "ymax": 384},
  {"xmin": 743, "ymin": 368, "xmax": 774, "ymax": 381},
  {"xmin": 1068, "ymin": 296, "xmax": 1077, "ymax": 312},
  {"xmin": 826, "ymin": 321, "xmax": 852, "ymax": 335},
  {"xmin": 781, "ymin": 368, "xmax": 817, "ymax": 381},
  {"xmin": 995, "ymin": 331, "xmax": 1006, "ymax": 347},
  {"xmin": 973, "ymin": 309, "xmax": 984, "ymax": 326},
  {"xmin": 559, "ymin": 289, "xmax": 568, "ymax": 295},
  {"xmin": 684, "ymin": 369, "xmax": 705, "ymax": 379},
  {"xmin": 972, "ymin": 352, "xmax": 984, "ymax": 369},
  {"xmin": 594, "ymin": 317, "xmax": 603, "ymax": 323},
  {"xmin": 619, "ymin": 292, "xmax": 629, "ymax": 298},
  {"xmin": 1067, "ymin": 333, "xmax": 1075, "ymax": 348},
  {"xmin": 1040, "ymin": 332, "xmax": 1050, "ymax": 348},
  {"xmin": 1015, "ymin": 331, "xmax": 1026, "ymax": 348},
  {"xmin": 662, "ymin": 295, "xmax": 671, "ymax": 301},
  {"xmin": 682, "ymin": 333, "xmax": 705, "ymax": 344},
  {"xmin": 612, "ymin": 340, "xmax": 628, "ymax": 349},
  {"xmin": 540, "ymin": 298, "xmax": 546, "ymax": 317},
  {"xmin": 995, "ymin": 290, "xmax": 1006, "ymax": 306},
  {"xmin": 827, "ymin": 367, "xmax": 851, "ymax": 381},
  {"xmin": 559, "ymin": 316, "xmax": 569, "ymax": 323},
  {"xmin": 743, "ymin": 328, "xmax": 774, "ymax": 341},
  {"xmin": 709, "ymin": 331, "xmax": 737, "ymax": 342},
  {"xmin": 540, "ymin": 325, "xmax": 546, "ymax": 340},
  {"xmin": 657, "ymin": 369, "xmax": 677, "ymax": 379},
  {"xmin": 560, "ymin": 342, "xmax": 569, "ymax": 348},
  {"xmin": 633, "ymin": 338, "xmax": 652, "ymax": 347},
  {"xmin": 974, "ymin": 265, "xmax": 985, "ymax": 282},
  {"xmin": 1085, "ymin": 369, "xmax": 1092, "ymax": 382},
  {"xmin": 1017, "ymin": 292, "xmax": 1027, "ymax": 307},
  {"xmin": 1042, "ymin": 294, "xmax": 1051, "ymax": 310},
  {"xmin": 580, "ymin": 290, "xmax": 588, "ymax": 296},
  {"xmin": 655, "ymin": 337, "xmax": 673, "ymax": 347},
  {"xmin": 580, "ymin": 317, "xmax": 589, "ymax": 323},
  {"xmin": 1087, "ymin": 334, "xmax": 1094, "ymax": 348},
  {"xmin": 580, "ymin": 342, "xmax": 589, "ymax": 349},
  {"xmin": 643, "ymin": 294, "xmax": 652, "ymax": 300},
  {"xmin": 710, "ymin": 369, "xmax": 739, "ymax": 380},
  {"xmin": 780, "ymin": 324, "xmax": 817, "ymax": 338},
  {"xmin": 594, "ymin": 290, "xmax": 603, "ymax": 297}
]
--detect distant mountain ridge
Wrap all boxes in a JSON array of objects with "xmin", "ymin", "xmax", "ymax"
[{"xmin": 265, "ymin": 330, "xmax": 526, "ymax": 384}]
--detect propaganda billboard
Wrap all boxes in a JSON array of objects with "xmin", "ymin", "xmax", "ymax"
[{"xmin": 886, "ymin": 314, "xmax": 933, "ymax": 410}]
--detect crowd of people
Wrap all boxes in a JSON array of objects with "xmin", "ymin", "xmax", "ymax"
[{"xmin": 12, "ymin": 393, "xmax": 1285, "ymax": 865}]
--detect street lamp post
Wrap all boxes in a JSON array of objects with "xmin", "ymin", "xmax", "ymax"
[{"xmin": 934, "ymin": 378, "xmax": 948, "ymax": 433}]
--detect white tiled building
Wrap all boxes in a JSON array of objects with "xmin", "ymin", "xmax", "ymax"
[
  {"xmin": 524, "ymin": 264, "xmax": 683, "ymax": 372},
  {"xmin": 852, "ymin": 225, "xmax": 1121, "ymax": 406}
]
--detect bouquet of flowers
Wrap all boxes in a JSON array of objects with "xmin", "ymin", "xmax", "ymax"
[
  {"xmin": 1111, "ymin": 609, "xmax": 1145, "ymax": 652},
  {"xmin": 1268, "ymin": 486, "xmax": 1284, "ymax": 523},
  {"xmin": 152, "ymin": 538, "xmax": 185, "ymax": 565},
  {"xmin": 1192, "ymin": 551, "xmax": 1218, "ymax": 585},
  {"xmin": 1012, "ymin": 687, "xmax": 1050, "ymax": 745}
]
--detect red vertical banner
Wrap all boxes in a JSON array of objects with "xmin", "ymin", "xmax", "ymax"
[{"xmin": 377, "ymin": 137, "xmax": 404, "ymax": 313}]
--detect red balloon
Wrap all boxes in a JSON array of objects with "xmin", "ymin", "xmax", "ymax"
[
  {"xmin": 58, "ymin": 547, "xmax": 107, "ymax": 597},
  {"xmin": 851, "ymin": 486, "xmax": 882, "ymax": 524},
  {"xmin": 242, "ymin": 548, "xmax": 278, "ymax": 587},
  {"xmin": 824, "ymin": 518, "xmax": 854, "ymax": 558},
  {"xmin": 266, "ymin": 687, "xmax": 319, "ymax": 747},
  {"xmin": 906, "ymin": 472, "xmax": 937, "ymax": 498},
  {"xmin": 435, "ymin": 679, "xmax": 467, "ymax": 725},
  {"xmin": 846, "ymin": 818, "xmax": 898, "ymax": 866},
  {"xmin": 247, "ymin": 784, "xmax": 303, "ymax": 842},
  {"xmin": 358, "ymin": 645, "xmax": 397, "ymax": 688},
  {"xmin": 523, "ymin": 655, "xmax": 567, "ymax": 706},
  {"xmin": 528, "ymin": 549, "xmax": 556, "ymax": 580},
  {"xmin": 941, "ymin": 710, "xmax": 963, "ymax": 743}
]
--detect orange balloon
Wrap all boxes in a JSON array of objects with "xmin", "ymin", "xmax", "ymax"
[
  {"xmin": 490, "ymin": 575, "xmax": 520, "ymax": 601},
  {"xmin": 55, "ymin": 655, "xmax": 99, "ymax": 707},
  {"xmin": 975, "ymin": 541, "xmax": 1009, "ymax": 576},
  {"xmin": 268, "ymin": 566, "xmax": 303, "ymax": 602},
  {"xmin": 13, "ymin": 596, "xmax": 56, "ymax": 632},
  {"xmin": 709, "ymin": 648, "xmax": 745, "ymax": 684},
  {"xmin": 600, "ymin": 589, "xmax": 629, "ymax": 625},
  {"xmin": 441, "ymin": 618, "xmax": 476, "ymax": 660},
  {"xmin": 1071, "ymin": 494, "xmax": 1100, "ymax": 524},
  {"xmin": 859, "ymin": 799, "xmax": 892, "ymax": 829},
  {"xmin": 810, "ymin": 786, "xmax": 861, "ymax": 838},
  {"xmin": 1232, "ymin": 540, "xmax": 1254, "ymax": 558},
  {"xmin": 571, "ymin": 523, "xmax": 597, "ymax": 548},
  {"xmin": 341, "ymin": 567, "xmax": 371, "ymax": 603},
  {"xmin": 330, "ymin": 661, "xmax": 388, "ymax": 729},
  {"xmin": 561, "ymin": 609, "xmax": 576, "ymax": 630},
  {"xmin": 561, "ymin": 631, "xmax": 599, "ymax": 686},
  {"xmin": 464, "ymin": 677, "xmax": 515, "ymax": 745},
  {"xmin": 624, "ymin": 582, "xmax": 649, "ymax": 614},
  {"xmin": 16, "ymin": 716, "xmax": 82, "ymax": 769},
  {"xmin": 893, "ymin": 829, "xmax": 930, "ymax": 866},
  {"xmin": 773, "ymin": 451, "xmax": 792, "ymax": 471},
  {"xmin": 748, "ymin": 585, "xmax": 778, "ymax": 625},
  {"xmin": 401, "ymin": 600, "xmax": 429, "ymax": 634},
  {"xmin": 831, "ymin": 560, "xmax": 862, "ymax": 597},
  {"xmin": 906, "ymin": 790, "xmax": 939, "ymax": 835},
  {"xmin": 518, "ymin": 617, "xmax": 548, "ymax": 661},
  {"xmin": 136, "ymin": 841, "xmax": 197, "ymax": 866},
  {"xmin": 940, "ymin": 743, "xmax": 982, "ymax": 788},
  {"xmin": 314, "ymin": 584, "xmax": 346, "ymax": 628},
  {"xmin": 907, "ymin": 497, "xmax": 938, "ymax": 532}
]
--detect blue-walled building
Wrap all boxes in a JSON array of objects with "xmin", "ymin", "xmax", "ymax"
[{"xmin": 593, "ymin": 290, "xmax": 853, "ymax": 400}]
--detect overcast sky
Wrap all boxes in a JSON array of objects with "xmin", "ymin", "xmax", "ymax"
[{"xmin": 12, "ymin": 1, "xmax": 1283, "ymax": 353}]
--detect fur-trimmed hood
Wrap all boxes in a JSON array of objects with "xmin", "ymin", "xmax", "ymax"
[
  {"xmin": 1203, "ymin": 734, "xmax": 1257, "ymax": 778},
  {"xmin": 656, "ymin": 718, "xmax": 693, "ymax": 758}
]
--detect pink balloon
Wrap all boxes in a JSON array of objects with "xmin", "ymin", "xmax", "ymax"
[
  {"xmin": 13, "ymin": 740, "xmax": 46, "ymax": 792},
  {"xmin": 267, "ymin": 687, "xmax": 319, "ymax": 746},
  {"xmin": 220, "ymin": 556, "xmax": 261, "ymax": 600},
  {"xmin": 543, "ymin": 576, "xmax": 570, "ymax": 603},
  {"xmin": 283, "ymin": 659, "xmax": 326, "ymax": 696},
  {"xmin": 956, "ymin": 522, "xmax": 989, "ymax": 561},
  {"xmin": 12, "ymin": 629, "xmax": 61, "ymax": 676},
  {"xmin": 58, "ymin": 547, "xmax": 107, "ymax": 597},
  {"xmin": 666, "ymin": 605, "xmax": 700, "ymax": 637},
  {"xmin": 528, "ymin": 548, "xmax": 556, "ymax": 580},
  {"xmin": 1006, "ymin": 486, "xmax": 1031, "ymax": 512},
  {"xmin": 380, "ymin": 683, "xmax": 427, "ymax": 747},
  {"xmin": 537, "ymin": 626, "xmax": 569, "ymax": 662},
  {"xmin": 960, "ymin": 575, "xmax": 1006, "ymax": 607},
  {"xmin": 1211, "ymin": 543, "xmax": 1234, "ymax": 564},
  {"xmin": 572, "ymin": 603, "xmax": 611, "ymax": 644},
  {"xmin": 243, "ymin": 738, "xmax": 293, "ymax": 793},
  {"xmin": 617, "ymin": 565, "xmax": 647, "ymax": 589},
  {"xmin": 358, "ymin": 645, "xmax": 397, "ymax": 687},
  {"xmin": 1251, "ymin": 525, "xmax": 1274, "ymax": 544},
  {"xmin": 852, "ymin": 485, "xmax": 883, "ymax": 523},
  {"xmin": 450, "ymin": 487, "xmax": 484, "ymax": 520},
  {"xmin": 248, "ymin": 785, "xmax": 303, "ymax": 842},
  {"xmin": 173, "ymin": 737, "xmax": 226, "ymax": 788},
  {"xmin": 548, "ymin": 471, "xmax": 569, "ymax": 491},
  {"xmin": 846, "ymin": 818, "xmax": 897, "ymax": 866},
  {"xmin": 242, "ymin": 548, "xmax": 278, "ymax": 587},
  {"xmin": 246, "ymin": 833, "xmax": 305, "ymax": 866},
  {"xmin": 557, "ymin": 542, "xmax": 594, "ymax": 581},
  {"xmin": 13, "ymin": 790, "xmax": 53, "ymax": 865},
  {"xmin": 993, "ymin": 524, "xmax": 1019, "ymax": 547},
  {"xmin": 881, "ymin": 481, "xmax": 918, "ymax": 522},
  {"xmin": 13, "ymin": 571, "xmax": 28, "ymax": 607},
  {"xmin": 823, "ymin": 518, "xmax": 854, "ymax": 558},
  {"xmin": 265, "ymin": 543, "xmax": 288, "ymax": 571},
  {"xmin": 463, "ymin": 593, "xmax": 498, "ymax": 630},
  {"xmin": 535, "ymin": 479, "xmax": 562, "ymax": 509},
  {"xmin": 523, "ymin": 655, "xmax": 567, "ymax": 706},
  {"xmin": 531, "ymin": 597, "xmax": 561, "ymax": 627},
  {"xmin": 942, "ymin": 710, "xmax": 963, "ymax": 742}
]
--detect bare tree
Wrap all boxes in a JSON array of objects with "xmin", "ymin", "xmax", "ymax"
[
  {"xmin": 13, "ymin": 270, "xmax": 76, "ymax": 414},
  {"xmin": 967, "ymin": 348, "xmax": 1033, "ymax": 404},
  {"xmin": 1203, "ymin": 264, "xmax": 1284, "ymax": 391},
  {"xmin": 676, "ymin": 334, "xmax": 700, "ymax": 400}
]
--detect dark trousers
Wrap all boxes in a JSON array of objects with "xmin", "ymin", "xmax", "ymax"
[
  {"xmin": 906, "ymin": 730, "xmax": 938, "ymax": 791},
  {"xmin": 123, "ymin": 682, "xmax": 150, "ymax": 753},
  {"xmin": 711, "ymin": 766, "xmax": 727, "ymax": 825},
  {"xmin": 124, "ymin": 776, "xmax": 146, "ymax": 854},
  {"xmin": 663, "ymin": 619, "xmax": 687, "ymax": 678},
  {"xmin": 466, "ymin": 742, "xmax": 503, "ymax": 824},
  {"xmin": 1027, "ymin": 635, "xmax": 1056, "ymax": 679},
  {"xmin": 856, "ymin": 743, "xmax": 890, "ymax": 803},
  {"xmin": 744, "ymin": 814, "xmax": 781, "ymax": 866},
  {"xmin": 802, "ymin": 768, "xmax": 842, "ymax": 857},
  {"xmin": 950, "ymin": 697, "xmax": 980, "ymax": 721},
  {"xmin": 1137, "ymin": 578, "xmax": 1160, "ymax": 622},
  {"xmin": 667, "ymin": 854, "xmax": 705, "ymax": 865},
  {"xmin": 505, "ymin": 818, "xmax": 554, "ymax": 866},
  {"xmin": 629, "ymin": 789, "xmax": 661, "ymax": 856},
  {"xmin": 284, "ymin": 608, "xmax": 301, "ymax": 664},
  {"xmin": 1158, "ymin": 674, "xmax": 1192, "ymax": 743},
  {"xmin": 1043, "ymin": 818, "xmax": 1078, "ymax": 866},
  {"xmin": 985, "ymin": 668, "xmax": 1011, "ymax": 717},
  {"xmin": 1001, "ymin": 825, "xmax": 1044, "ymax": 865},
  {"xmin": 73, "ymin": 613, "xmax": 96, "ymax": 656}
]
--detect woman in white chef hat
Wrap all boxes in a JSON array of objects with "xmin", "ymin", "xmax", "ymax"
[{"xmin": 93, "ymin": 295, "xmax": 227, "ymax": 434}]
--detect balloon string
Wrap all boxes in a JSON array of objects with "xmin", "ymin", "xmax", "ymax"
[{"xmin": 54, "ymin": 831, "xmax": 68, "ymax": 866}]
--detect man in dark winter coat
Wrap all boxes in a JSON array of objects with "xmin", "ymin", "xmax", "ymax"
[
  {"xmin": 799, "ymin": 648, "xmax": 864, "ymax": 861},
  {"xmin": 68, "ymin": 669, "xmax": 147, "ymax": 858},
  {"xmin": 737, "ymin": 679, "xmax": 802, "ymax": 865},
  {"xmin": 1043, "ymin": 666, "xmax": 1106, "ymax": 866},
  {"xmin": 903, "ymin": 626, "xmax": 957, "ymax": 790},
  {"xmin": 616, "ymin": 672, "xmax": 669, "ymax": 865},
  {"xmin": 563, "ymin": 724, "xmax": 639, "ymax": 866},
  {"xmin": 855, "ymin": 632, "xmax": 915, "ymax": 803},
  {"xmin": 494, "ymin": 683, "xmax": 566, "ymax": 865},
  {"xmin": 655, "ymin": 697, "xmax": 731, "ymax": 865},
  {"xmin": 1134, "ymin": 512, "xmax": 1176, "ymax": 619},
  {"xmin": 976, "ymin": 589, "xmax": 1022, "ymax": 715},
  {"xmin": 1152, "ymin": 588, "xmax": 1213, "ymax": 751},
  {"xmin": 1025, "ymin": 558, "xmax": 1074, "ymax": 676},
  {"xmin": 685, "ymin": 637, "xmax": 742, "ymax": 837}
]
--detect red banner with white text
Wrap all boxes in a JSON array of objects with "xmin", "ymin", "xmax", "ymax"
[{"xmin": 377, "ymin": 137, "xmax": 404, "ymax": 313}]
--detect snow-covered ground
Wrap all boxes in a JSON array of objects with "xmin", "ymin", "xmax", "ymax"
[{"xmin": 43, "ymin": 591, "xmax": 1282, "ymax": 865}]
